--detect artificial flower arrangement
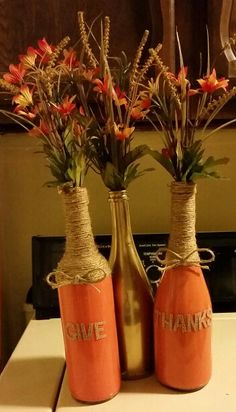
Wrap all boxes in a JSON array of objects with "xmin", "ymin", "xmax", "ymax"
[
  {"xmin": 0, "ymin": 12, "xmax": 158, "ymax": 192},
  {"xmin": 76, "ymin": 12, "xmax": 155, "ymax": 190},
  {"xmin": 144, "ymin": 33, "xmax": 236, "ymax": 181},
  {"xmin": 0, "ymin": 34, "xmax": 90, "ymax": 187}
]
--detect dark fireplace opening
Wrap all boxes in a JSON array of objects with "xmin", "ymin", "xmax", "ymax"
[{"xmin": 31, "ymin": 232, "xmax": 236, "ymax": 319}]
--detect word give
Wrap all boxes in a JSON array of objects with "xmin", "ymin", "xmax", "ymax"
[{"xmin": 65, "ymin": 321, "xmax": 107, "ymax": 341}]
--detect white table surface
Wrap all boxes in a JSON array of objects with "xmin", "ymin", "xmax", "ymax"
[
  {"xmin": 0, "ymin": 319, "xmax": 65, "ymax": 412},
  {"xmin": 0, "ymin": 314, "xmax": 235, "ymax": 411},
  {"xmin": 56, "ymin": 313, "xmax": 236, "ymax": 412}
]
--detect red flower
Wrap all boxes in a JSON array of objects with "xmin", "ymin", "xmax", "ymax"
[
  {"xmin": 38, "ymin": 38, "xmax": 53, "ymax": 54},
  {"xmin": 3, "ymin": 63, "xmax": 26, "ymax": 84},
  {"xmin": 162, "ymin": 148, "xmax": 172, "ymax": 159},
  {"xmin": 197, "ymin": 69, "xmax": 229, "ymax": 93},
  {"xmin": 53, "ymin": 96, "xmax": 76, "ymax": 117},
  {"xmin": 35, "ymin": 38, "xmax": 54, "ymax": 63},
  {"xmin": 113, "ymin": 123, "xmax": 135, "ymax": 141}
]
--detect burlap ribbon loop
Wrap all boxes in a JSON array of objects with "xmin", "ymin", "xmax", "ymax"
[
  {"xmin": 46, "ymin": 268, "xmax": 107, "ymax": 289},
  {"xmin": 156, "ymin": 247, "xmax": 215, "ymax": 271}
]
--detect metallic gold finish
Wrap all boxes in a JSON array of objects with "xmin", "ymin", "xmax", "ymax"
[{"xmin": 108, "ymin": 190, "xmax": 154, "ymax": 379}]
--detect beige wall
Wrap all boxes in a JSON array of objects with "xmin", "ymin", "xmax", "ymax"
[{"xmin": 0, "ymin": 129, "xmax": 236, "ymax": 365}]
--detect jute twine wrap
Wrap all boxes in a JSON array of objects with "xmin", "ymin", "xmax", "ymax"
[
  {"xmin": 47, "ymin": 187, "xmax": 111, "ymax": 288},
  {"xmin": 156, "ymin": 182, "xmax": 215, "ymax": 271}
]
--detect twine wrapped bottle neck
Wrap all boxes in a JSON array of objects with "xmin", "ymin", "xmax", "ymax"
[
  {"xmin": 47, "ymin": 186, "xmax": 110, "ymax": 288},
  {"xmin": 61, "ymin": 187, "xmax": 97, "ymax": 256},
  {"xmin": 167, "ymin": 182, "xmax": 199, "ymax": 264}
]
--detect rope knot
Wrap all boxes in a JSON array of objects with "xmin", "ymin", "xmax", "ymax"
[
  {"xmin": 156, "ymin": 247, "xmax": 215, "ymax": 272},
  {"xmin": 46, "ymin": 268, "xmax": 107, "ymax": 289}
]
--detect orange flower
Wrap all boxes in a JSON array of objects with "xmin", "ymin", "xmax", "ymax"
[
  {"xmin": 3, "ymin": 63, "xmax": 26, "ymax": 84},
  {"xmin": 35, "ymin": 38, "xmax": 54, "ymax": 63},
  {"xmin": 167, "ymin": 67, "xmax": 188, "ymax": 86},
  {"xmin": 114, "ymin": 86, "xmax": 127, "ymax": 106},
  {"xmin": 130, "ymin": 97, "xmax": 151, "ymax": 120},
  {"xmin": 19, "ymin": 47, "xmax": 37, "ymax": 68},
  {"xmin": 81, "ymin": 67, "xmax": 99, "ymax": 81},
  {"xmin": 29, "ymin": 120, "xmax": 50, "ymax": 137},
  {"xmin": 12, "ymin": 85, "xmax": 34, "ymax": 107},
  {"xmin": 62, "ymin": 48, "xmax": 79, "ymax": 68},
  {"xmin": 177, "ymin": 66, "xmax": 188, "ymax": 85},
  {"xmin": 14, "ymin": 105, "xmax": 36, "ymax": 119},
  {"xmin": 93, "ymin": 77, "xmax": 110, "ymax": 94},
  {"xmin": 73, "ymin": 120, "xmax": 85, "ymax": 138},
  {"xmin": 168, "ymin": 67, "xmax": 198, "ymax": 96},
  {"xmin": 113, "ymin": 123, "xmax": 135, "ymax": 141},
  {"xmin": 197, "ymin": 68, "xmax": 229, "ymax": 93},
  {"xmin": 38, "ymin": 38, "xmax": 53, "ymax": 54},
  {"xmin": 53, "ymin": 95, "xmax": 76, "ymax": 117}
]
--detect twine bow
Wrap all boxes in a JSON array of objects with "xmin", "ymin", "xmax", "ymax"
[
  {"xmin": 46, "ymin": 268, "xmax": 107, "ymax": 289},
  {"xmin": 156, "ymin": 247, "xmax": 215, "ymax": 272}
]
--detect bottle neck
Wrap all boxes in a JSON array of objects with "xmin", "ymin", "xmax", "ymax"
[
  {"xmin": 60, "ymin": 186, "xmax": 97, "ymax": 257},
  {"xmin": 167, "ymin": 182, "xmax": 199, "ymax": 263},
  {"xmin": 108, "ymin": 190, "xmax": 134, "ymax": 247}
]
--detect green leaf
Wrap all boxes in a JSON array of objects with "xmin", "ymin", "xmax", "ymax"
[
  {"xmin": 124, "ymin": 163, "xmax": 154, "ymax": 187},
  {"xmin": 123, "ymin": 144, "xmax": 149, "ymax": 168},
  {"xmin": 148, "ymin": 148, "xmax": 175, "ymax": 178},
  {"xmin": 102, "ymin": 162, "xmax": 124, "ymax": 190},
  {"xmin": 202, "ymin": 156, "xmax": 229, "ymax": 169}
]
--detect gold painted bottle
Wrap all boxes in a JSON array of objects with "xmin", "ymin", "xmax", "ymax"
[{"xmin": 108, "ymin": 190, "xmax": 153, "ymax": 379}]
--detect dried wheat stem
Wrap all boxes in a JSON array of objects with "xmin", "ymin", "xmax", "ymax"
[
  {"xmin": 138, "ymin": 43, "xmax": 162, "ymax": 83},
  {"xmin": 103, "ymin": 16, "xmax": 110, "ymax": 58},
  {"xmin": 0, "ymin": 79, "xmax": 20, "ymax": 94},
  {"xmin": 199, "ymin": 86, "xmax": 236, "ymax": 120},
  {"xmin": 129, "ymin": 30, "xmax": 149, "ymax": 91},
  {"xmin": 150, "ymin": 48, "xmax": 181, "ymax": 109},
  {"xmin": 48, "ymin": 36, "xmax": 71, "ymax": 68},
  {"xmin": 78, "ymin": 11, "xmax": 97, "ymax": 68}
]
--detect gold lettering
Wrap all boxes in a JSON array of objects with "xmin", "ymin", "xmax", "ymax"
[
  {"xmin": 173, "ymin": 314, "xmax": 187, "ymax": 332},
  {"xmin": 80, "ymin": 323, "xmax": 93, "ymax": 340},
  {"xmin": 187, "ymin": 314, "xmax": 198, "ymax": 332},
  {"xmin": 65, "ymin": 322, "xmax": 80, "ymax": 341},
  {"xmin": 64, "ymin": 321, "xmax": 107, "ymax": 341},
  {"xmin": 205, "ymin": 308, "xmax": 212, "ymax": 327},
  {"xmin": 161, "ymin": 312, "xmax": 173, "ymax": 331},
  {"xmin": 155, "ymin": 309, "xmax": 212, "ymax": 333},
  {"xmin": 94, "ymin": 321, "xmax": 107, "ymax": 340}
]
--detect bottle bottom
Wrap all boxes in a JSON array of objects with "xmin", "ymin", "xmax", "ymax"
[
  {"xmin": 156, "ymin": 375, "xmax": 210, "ymax": 392},
  {"xmin": 122, "ymin": 369, "xmax": 153, "ymax": 381},
  {"xmin": 71, "ymin": 389, "xmax": 120, "ymax": 404}
]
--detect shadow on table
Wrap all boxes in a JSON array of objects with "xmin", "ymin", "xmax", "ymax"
[
  {"xmin": 120, "ymin": 375, "xmax": 195, "ymax": 395},
  {"xmin": 0, "ymin": 357, "xmax": 65, "ymax": 409}
]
